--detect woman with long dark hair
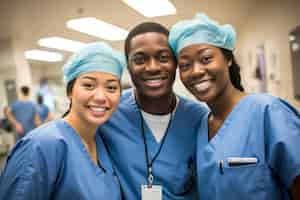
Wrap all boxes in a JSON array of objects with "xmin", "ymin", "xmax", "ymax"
[{"xmin": 169, "ymin": 13, "xmax": 300, "ymax": 200}]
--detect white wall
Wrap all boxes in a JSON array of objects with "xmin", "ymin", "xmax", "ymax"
[
  {"xmin": 0, "ymin": 68, "xmax": 16, "ymax": 117},
  {"xmin": 236, "ymin": 0, "xmax": 300, "ymax": 109}
]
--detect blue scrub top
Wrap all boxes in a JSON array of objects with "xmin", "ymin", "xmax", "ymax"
[
  {"xmin": 0, "ymin": 119, "xmax": 121, "ymax": 200},
  {"xmin": 98, "ymin": 89, "xmax": 208, "ymax": 200},
  {"xmin": 10, "ymin": 100, "xmax": 37, "ymax": 134},
  {"xmin": 36, "ymin": 104, "xmax": 49, "ymax": 123},
  {"xmin": 197, "ymin": 93, "xmax": 300, "ymax": 200}
]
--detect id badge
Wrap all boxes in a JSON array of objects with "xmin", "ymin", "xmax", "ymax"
[{"xmin": 141, "ymin": 185, "xmax": 162, "ymax": 200}]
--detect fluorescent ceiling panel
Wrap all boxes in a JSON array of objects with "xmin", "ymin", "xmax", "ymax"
[
  {"xmin": 122, "ymin": 0, "xmax": 176, "ymax": 17},
  {"xmin": 25, "ymin": 50, "xmax": 63, "ymax": 62},
  {"xmin": 38, "ymin": 37, "xmax": 86, "ymax": 52},
  {"xmin": 66, "ymin": 17, "xmax": 128, "ymax": 41}
]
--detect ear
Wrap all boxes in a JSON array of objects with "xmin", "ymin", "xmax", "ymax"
[{"xmin": 228, "ymin": 60, "xmax": 232, "ymax": 67}]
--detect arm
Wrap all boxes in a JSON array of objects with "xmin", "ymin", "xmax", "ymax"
[
  {"xmin": 265, "ymin": 99, "xmax": 300, "ymax": 196},
  {"xmin": 0, "ymin": 140, "xmax": 49, "ymax": 199},
  {"xmin": 34, "ymin": 113, "xmax": 41, "ymax": 127},
  {"xmin": 6, "ymin": 107, "xmax": 23, "ymax": 134},
  {"xmin": 290, "ymin": 176, "xmax": 300, "ymax": 200},
  {"xmin": 0, "ymin": 133, "xmax": 66, "ymax": 200}
]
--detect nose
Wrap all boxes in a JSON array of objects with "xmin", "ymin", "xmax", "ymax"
[
  {"xmin": 145, "ymin": 58, "xmax": 160, "ymax": 72},
  {"xmin": 93, "ymin": 87, "xmax": 107, "ymax": 102},
  {"xmin": 191, "ymin": 62, "xmax": 205, "ymax": 76}
]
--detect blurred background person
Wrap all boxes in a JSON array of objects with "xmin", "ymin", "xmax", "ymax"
[
  {"xmin": 0, "ymin": 106, "xmax": 13, "ymax": 133},
  {"xmin": 6, "ymin": 86, "xmax": 40, "ymax": 140},
  {"xmin": 36, "ymin": 95, "xmax": 54, "ymax": 124},
  {"xmin": 37, "ymin": 77, "xmax": 56, "ymax": 112}
]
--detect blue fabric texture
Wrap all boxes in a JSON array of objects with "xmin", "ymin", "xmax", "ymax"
[
  {"xmin": 196, "ymin": 93, "xmax": 300, "ymax": 200},
  {"xmin": 98, "ymin": 89, "xmax": 209, "ymax": 200},
  {"xmin": 169, "ymin": 13, "xmax": 236, "ymax": 55},
  {"xmin": 0, "ymin": 120, "xmax": 121, "ymax": 200},
  {"xmin": 63, "ymin": 42, "xmax": 125, "ymax": 84}
]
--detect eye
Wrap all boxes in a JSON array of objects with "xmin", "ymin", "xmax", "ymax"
[
  {"xmin": 157, "ymin": 52, "xmax": 171, "ymax": 63},
  {"xmin": 200, "ymin": 56, "xmax": 212, "ymax": 64},
  {"xmin": 106, "ymin": 84, "xmax": 120, "ymax": 93},
  {"xmin": 82, "ymin": 83, "xmax": 95, "ymax": 90},
  {"xmin": 131, "ymin": 53, "xmax": 147, "ymax": 65},
  {"xmin": 178, "ymin": 61, "xmax": 192, "ymax": 71}
]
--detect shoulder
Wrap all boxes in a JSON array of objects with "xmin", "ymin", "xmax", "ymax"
[
  {"xmin": 29, "ymin": 101, "xmax": 37, "ymax": 108},
  {"xmin": 246, "ymin": 93, "xmax": 278, "ymax": 105},
  {"xmin": 117, "ymin": 88, "xmax": 136, "ymax": 112},
  {"xmin": 177, "ymin": 95, "xmax": 209, "ymax": 115},
  {"xmin": 246, "ymin": 93, "xmax": 299, "ymax": 114},
  {"xmin": 120, "ymin": 88, "xmax": 134, "ymax": 104},
  {"xmin": 10, "ymin": 101, "xmax": 20, "ymax": 109},
  {"xmin": 2, "ymin": 121, "xmax": 68, "ymax": 182},
  {"xmin": 19, "ymin": 120, "xmax": 68, "ymax": 153}
]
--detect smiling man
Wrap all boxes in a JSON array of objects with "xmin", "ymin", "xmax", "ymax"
[{"xmin": 98, "ymin": 22, "xmax": 208, "ymax": 200}]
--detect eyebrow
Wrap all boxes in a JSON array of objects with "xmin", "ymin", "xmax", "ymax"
[
  {"xmin": 131, "ymin": 48, "xmax": 172, "ymax": 57},
  {"xmin": 80, "ymin": 76, "xmax": 119, "ymax": 83},
  {"xmin": 81, "ymin": 76, "xmax": 97, "ymax": 81},
  {"xmin": 179, "ymin": 47, "xmax": 211, "ymax": 59},
  {"xmin": 131, "ymin": 51, "xmax": 146, "ymax": 56},
  {"xmin": 106, "ymin": 79, "xmax": 119, "ymax": 83}
]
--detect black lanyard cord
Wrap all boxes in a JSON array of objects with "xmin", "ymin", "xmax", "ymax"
[
  {"xmin": 138, "ymin": 110, "xmax": 173, "ymax": 185},
  {"xmin": 134, "ymin": 93, "xmax": 177, "ymax": 185}
]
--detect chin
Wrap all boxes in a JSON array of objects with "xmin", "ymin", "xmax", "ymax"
[
  {"xmin": 143, "ymin": 87, "xmax": 172, "ymax": 99},
  {"xmin": 88, "ymin": 115, "xmax": 110, "ymax": 126},
  {"xmin": 189, "ymin": 91, "xmax": 211, "ymax": 103}
]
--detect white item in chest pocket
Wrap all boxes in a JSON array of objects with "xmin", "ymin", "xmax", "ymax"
[{"xmin": 227, "ymin": 157, "xmax": 258, "ymax": 166}]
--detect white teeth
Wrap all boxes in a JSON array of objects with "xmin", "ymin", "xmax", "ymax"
[
  {"xmin": 89, "ymin": 107, "xmax": 106, "ymax": 112},
  {"xmin": 146, "ymin": 79, "xmax": 162, "ymax": 83},
  {"xmin": 194, "ymin": 81, "xmax": 211, "ymax": 92}
]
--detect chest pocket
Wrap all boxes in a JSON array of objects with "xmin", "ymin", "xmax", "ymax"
[{"xmin": 220, "ymin": 161, "xmax": 269, "ymax": 199}]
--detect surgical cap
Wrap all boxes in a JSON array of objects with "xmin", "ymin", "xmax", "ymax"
[
  {"xmin": 169, "ymin": 13, "xmax": 236, "ymax": 55},
  {"xmin": 63, "ymin": 42, "xmax": 125, "ymax": 84}
]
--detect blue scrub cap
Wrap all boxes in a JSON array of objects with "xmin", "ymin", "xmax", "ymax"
[
  {"xmin": 169, "ymin": 13, "xmax": 236, "ymax": 55},
  {"xmin": 63, "ymin": 42, "xmax": 125, "ymax": 84}
]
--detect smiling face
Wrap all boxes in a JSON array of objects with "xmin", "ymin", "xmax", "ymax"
[
  {"xmin": 68, "ymin": 71, "xmax": 121, "ymax": 128},
  {"xmin": 127, "ymin": 32, "xmax": 176, "ymax": 100},
  {"xmin": 178, "ymin": 44, "xmax": 232, "ymax": 103}
]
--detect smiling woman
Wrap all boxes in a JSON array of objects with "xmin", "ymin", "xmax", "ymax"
[
  {"xmin": 169, "ymin": 12, "xmax": 300, "ymax": 200},
  {"xmin": 0, "ymin": 42, "xmax": 125, "ymax": 200}
]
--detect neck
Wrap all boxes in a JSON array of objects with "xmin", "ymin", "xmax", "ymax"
[
  {"xmin": 63, "ymin": 113, "xmax": 99, "ymax": 165},
  {"xmin": 208, "ymin": 84, "xmax": 246, "ymax": 121},
  {"xmin": 134, "ymin": 90, "xmax": 176, "ymax": 115},
  {"xmin": 20, "ymin": 95, "xmax": 29, "ymax": 101}
]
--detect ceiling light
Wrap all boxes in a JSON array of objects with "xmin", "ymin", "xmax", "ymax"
[
  {"xmin": 25, "ymin": 50, "xmax": 63, "ymax": 62},
  {"xmin": 122, "ymin": 0, "xmax": 176, "ymax": 17},
  {"xmin": 66, "ymin": 17, "xmax": 128, "ymax": 41},
  {"xmin": 38, "ymin": 37, "xmax": 86, "ymax": 52}
]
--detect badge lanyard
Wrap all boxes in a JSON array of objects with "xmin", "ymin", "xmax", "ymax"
[{"xmin": 138, "ymin": 110, "xmax": 173, "ymax": 187}]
